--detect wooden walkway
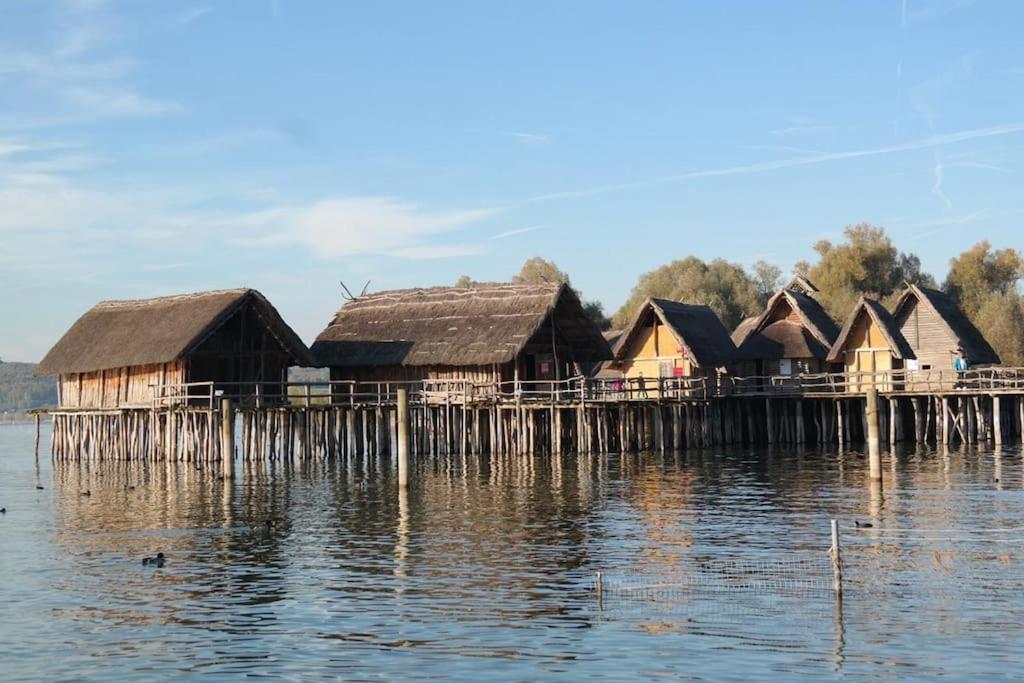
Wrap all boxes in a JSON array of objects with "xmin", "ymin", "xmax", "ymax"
[{"xmin": 37, "ymin": 367, "xmax": 1024, "ymax": 464}]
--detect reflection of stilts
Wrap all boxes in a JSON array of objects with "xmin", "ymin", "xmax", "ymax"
[
  {"xmin": 832, "ymin": 591, "xmax": 846, "ymax": 672},
  {"xmin": 394, "ymin": 487, "xmax": 409, "ymax": 589},
  {"xmin": 869, "ymin": 478, "xmax": 884, "ymax": 519}
]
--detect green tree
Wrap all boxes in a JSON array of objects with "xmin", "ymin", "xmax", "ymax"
[
  {"xmin": 943, "ymin": 241, "xmax": 1024, "ymax": 317},
  {"xmin": 454, "ymin": 274, "xmax": 477, "ymax": 288},
  {"xmin": 803, "ymin": 223, "xmax": 934, "ymax": 319},
  {"xmin": 751, "ymin": 260, "xmax": 782, "ymax": 305},
  {"xmin": 512, "ymin": 256, "xmax": 570, "ymax": 285},
  {"xmin": 974, "ymin": 292, "xmax": 1024, "ymax": 366},
  {"xmin": 611, "ymin": 256, "xmax": 762, "ymax": 331},
  {"xmin": 509, "ymin": 256, "xmax": 611, "ymax": 331}
]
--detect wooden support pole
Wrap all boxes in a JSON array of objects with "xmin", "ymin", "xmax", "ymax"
[
  {"xmin": 397, "ymin": 387, "xmax": 410, "ymax": 489},
  {"xmin": 866, "ymin": 388, "xmax": 882, "ymax": 482},
  {"xmin": 830, "ymin": 519, "xmax": 843, "ymax": 598},
  {"xmin": 220, "ymin": 398, "xmax": 235, "ymax": 478},
  {"xmin": 993, "ymin": 395, "xmax": 1003, "ymax": 446}
]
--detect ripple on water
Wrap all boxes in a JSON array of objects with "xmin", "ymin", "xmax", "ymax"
[{"xmin": 1, "ymin": 423, "xmax": 1023, "ymax": 679}]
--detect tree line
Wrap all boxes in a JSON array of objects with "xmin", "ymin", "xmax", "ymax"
[{"xmin": 457, "ymin": 223, "xmax": 1024, "ymax": 365}]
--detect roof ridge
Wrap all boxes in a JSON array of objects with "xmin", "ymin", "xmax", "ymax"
[{"xmin": 94, "ymin": 288, "xmax": 251, "ymax": 309}]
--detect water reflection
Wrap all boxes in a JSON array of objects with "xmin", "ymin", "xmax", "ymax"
[{"xmin": 1, "ymin": 424, "xmax": 1023, "ymax": 679}]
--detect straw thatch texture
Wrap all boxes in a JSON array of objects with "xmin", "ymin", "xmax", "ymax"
[
  {"xmin": 614, "ymin": 298, "xmax": 737, "ymax": 368},
  {"xmin": 312, "ymin": 282, "xmax": 612, "ymax": 368},
  {"xmin": 733, "ymin": 289, "xmax": 838, "ymax": 360},
  {"xmin": 37, "ymin": 289, "xmax": 312, "ymax": 376},
  {"xmin": 827, "ymin": 297, "xmax": 914, "ymax": 363},
  {"xmin": 893, "ymin": 285, "xmax": 1000, "ymax": 365}
]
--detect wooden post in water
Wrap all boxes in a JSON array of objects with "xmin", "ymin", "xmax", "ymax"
[
  {"xmin": 866, "ymin": 388, "xmax": 882, "ymax": 482},
  {"xmin": 830, "ymin": 519, "xmax": 843, "ymax": 598},
  {"xmin": 993, "ymin": 395, "xmax": 1002, "ymax": 446},
  {"xmin": 397, "ymin": 387, "xmax": 410, "ymax": 489},
  {"xmin": 34, "ymin": 413, "xmax": 41, "ymax": 460},
  {"xmin": 220, "ymin": 398, "xmax": 235, "ymax": 479}
]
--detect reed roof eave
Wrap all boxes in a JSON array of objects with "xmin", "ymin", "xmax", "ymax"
[{"xmin": 311, "ymin": 282, "xmax": 612, "ymax": 368}]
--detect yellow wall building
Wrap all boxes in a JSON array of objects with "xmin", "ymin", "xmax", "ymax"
[{"xmin": 827, "ymin": 297, "xmax": 914, "ymax": 393}]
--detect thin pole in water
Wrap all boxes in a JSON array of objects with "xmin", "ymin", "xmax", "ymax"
[
  {"xmin": 830, "ymin": 519, "xmax": 843, "ymax": 599},
  {"xmin": 866, "ymin": 389, "xmax": 882, "ymax": 482},
  {"xmin": 596, "ymin": 571, "xmax": 604, "ymax": 609},
  {"xmin": 397, "ymin": 388, "xmax": 409, "ymax": 489},
  {"xmin": 221, "ymin": 398, "xmax": 235, "ymax": 479}
]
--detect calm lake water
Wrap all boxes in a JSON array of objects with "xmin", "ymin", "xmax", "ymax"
[{"xmin": 2, "ymin": 422, "xmax": 1023, "ymax": 680}]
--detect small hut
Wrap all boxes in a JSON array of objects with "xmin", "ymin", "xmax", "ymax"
[
  {"xmin": 609, "ymin": 298, "xmax": 737, "ymax": 397},
  {"xmin": 36, "ymin": 289, "xmax": 312, "ymax": 409},
  {"xmin": 311, "ymin": 282, "xmax": 612, "ymax": 395},
  {"xmin": 731, "ymin": 278, "xmax": 840, "ymax": 379},
  {"xmin": 826, "ymin": 297, "xmax": 914, "ymax": 392},
  {"xmin": 891, "ymin": 284, "xmax": 1000, "ymax": 376}
]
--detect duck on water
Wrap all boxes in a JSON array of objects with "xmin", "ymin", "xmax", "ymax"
[{"xmin": 142, "ymin": 553, "xmax": 165, "ymax": 568}]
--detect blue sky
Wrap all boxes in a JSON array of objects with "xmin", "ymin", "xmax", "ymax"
[{"xmin": 3, "ymin": 0, "xmax": 1024, "ymax": 361}]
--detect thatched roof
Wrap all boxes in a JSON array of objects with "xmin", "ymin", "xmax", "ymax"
[
  {"xmin": 614, "ymin": 298, "xmax": 737, "ymax": 368},
  {"xmin": 826, "ymin": 297, "xmax": 914, "ymax": 363},
  {"xmin": 37, "ymin": 289, "xmax": 312, "ymax": 376},
  {"xmin": 733, "ymin": 289, "xmax": 838, "ymax": 360},
  {"xmin": 311, "ymin": 282, "xmax": 612, "ymax": 368},
  {"xmin": 892, "ymin": 285, "xmax": 1000, "ymax": 365},
  {"xmin": 785, "ymin": 275, "xmax": 819, "ymax": 295}
]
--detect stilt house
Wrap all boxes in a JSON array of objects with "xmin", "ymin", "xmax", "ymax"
[
  {"xmin": 311, "ymin": 283, "xmax": 612, "ymax": 395},
  {"xmin": 36, "ymin": 289, "xmax": 312, "ymax": 409},
  {"xmin": 891, "ymin": 284, "xmax": 1000, "ymax": 376},
  {"xmin": 731, "ymin": 277, "xmax": 840, "ymax": 380},
  {"xmin": 609, "ymin": 298, "xmax": 737, "ymax": 397},
  {"xmin": 826, "ymin": 297, "xmax": 915, "ymax": 392}
]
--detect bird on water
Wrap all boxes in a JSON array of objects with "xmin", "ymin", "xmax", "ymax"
[{"xmin": 142, "ymin": 552, "xmax": 165, "ymax": 567}]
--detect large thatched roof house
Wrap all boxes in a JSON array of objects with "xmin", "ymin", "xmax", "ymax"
[
  {"xmin": 608, "ymin": 298, "xmax": 737, "ymax": 396},
  {"xmin": 311, "ymin": 282, "xmax": 612, "ymax": 389},
  {"xmin": 731, "ymin": 278, "xmax": 840, "ymax": 377},
  {"xmin": 891, "ymin": 284, "xmax": 1000, "ymax": 371},
  {"xmin": 37, "ymin": 289, "xmax": 312, "ymax": 409}
]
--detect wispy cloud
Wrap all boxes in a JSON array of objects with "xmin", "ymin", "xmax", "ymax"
[
  {"xmin": 219, "ymin": 197, "xmax": 501, "ymax": 259},
  {"xmin": 491, "ymin": 224, "xmax": 549, "ymax": 240},
  {"xmin": 904, "ymin": 0, "xmax": 977, "ymax": 25},
  {"xmin": 173, "ymin": 6, "xmax": 213, "ymax": 26},
  {"xmin": 930, "ymin": 155, "xmax": 952, "ymax": 210},
  {"xmin": 502, "ymin": 131, "xmax": 551, "ymax": 146},
  {"xmin": 63, "ymin": 86, "xmax": 178, "ymax": 117},
  {"xmin": 0, "ymin": 1, "xmax": 177, "ymax": 127},
  {"xmin": 142, "ymin": 261, "xmax": 192, "ymax": 272},
  {"xmin": 525, "ymin": 123, "xmax": 1024, "ymax": 203},
  {"xmin": 152, "ymin": 128, "xmax": 284, "ymax": 157}
]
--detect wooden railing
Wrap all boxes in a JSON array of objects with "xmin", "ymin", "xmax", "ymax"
[{"xmin": 144, "ymin": 367, "xmax": 1024, "ymax": 410}]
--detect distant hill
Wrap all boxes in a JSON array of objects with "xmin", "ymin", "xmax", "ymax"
[
  {"xmin": 0, "ymin": 361, "xmax": 57, "ymax": 413},
  {"xmin": 0, "ymin": 362, "xmax": 322, "ymax": 415}
]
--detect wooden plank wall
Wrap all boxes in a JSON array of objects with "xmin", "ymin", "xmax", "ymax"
[{"xmin": 59, "ymin": 362, "xmax": 184, "ymax": 409}]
